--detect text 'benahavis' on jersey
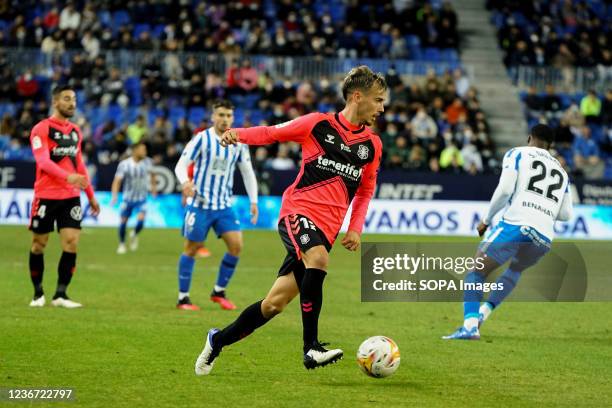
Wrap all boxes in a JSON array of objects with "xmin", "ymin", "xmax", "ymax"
[
  {"xmin": 234, "ymin": 112, "xmax": 382, "ymax": 245},
  {"xmin": 115, "ymin": 157, "xmax": 153, "ymax": 203},
  {"xmin": 499, "ymin": 146, "xmax": 572, "ymax": 240}
]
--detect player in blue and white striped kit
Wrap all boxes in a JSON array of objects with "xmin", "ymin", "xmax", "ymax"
[
  {"xmin": 444, "ymin": 124, "xmax": 573, "ymax": 340},
  {"xmin": 174, "ymin": 100, "xmax": 258, "ymax": 311},
  {"xmin": 111, "ymin": 142, "xmax": 157, "ymax": 254}
]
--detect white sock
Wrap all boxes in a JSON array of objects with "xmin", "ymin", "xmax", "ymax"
[
  {"xmin": 464, "ymin": 317, "xmax": 479, "ymax": 331},
  {"xmin": 178, "ymin": 292, "xmax": 189, "ymax": 300},
  {"xmin": 479, "ymin": 302, "xmax": 493, "ymax": 322},
  {"xmin": 213, "ymin": 285, "xmax": 225, "ymax": 293}
]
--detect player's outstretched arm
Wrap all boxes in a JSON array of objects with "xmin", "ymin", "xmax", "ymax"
[{"xmin": 224, "ymin": 112, "xmax": 323, "ymax": 146}]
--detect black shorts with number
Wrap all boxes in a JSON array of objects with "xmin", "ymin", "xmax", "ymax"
[
  {"xmin": 29, "ymin": 197, "xmax": 82, "ymax": 234},
  {"xmin": 277, "ymin": 214, "xmax": 332, "ymax": 281}
]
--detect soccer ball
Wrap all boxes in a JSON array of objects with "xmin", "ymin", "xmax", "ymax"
[{"xmin": 356, "ymin": 336, "xmax": 400, "ymax": 378}]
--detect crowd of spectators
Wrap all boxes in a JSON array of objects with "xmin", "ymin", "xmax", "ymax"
[
  {"xmin": 522, "ymin": 85, "xmax": 612, "ymax": 179},
  {"xmin": 0, "ymin": 0, "xmax": 459, "ymax": 60},
  {"xmin": 0, "ymin": 43, "xmax": 492, "ymax": 176},
  {"xmin": 488, "ymin": 0, "xmax": 612, "ymax": 70}
]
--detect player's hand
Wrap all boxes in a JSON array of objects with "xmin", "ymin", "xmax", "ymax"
[
  {"xmin": 181, "ymin": 181, "xmax": 196, "ymax": 198},
  {"xmin": 342, "ymin": 230, "xmax": 361, "ymax": 251},
  {"xmin": 67, "ymin": 173, "xmax": 88, "ymax": 189},
  {"xmin": 250, "ymin": 203, "xmax": 259, "ymax": 225},
  {"xmin": 477, "ymin": 221, "xmax": 489, "ymax": 237},
  {"xmin": 220, "ymin": 129, "xmax": 239, "ymax": 147},
  {"xmin": 89, "ymin": 197, "xmax": 101, "ymax": 217},
  {"xmin": 110, "ymin": 195, "xmax": 117, "ymax": 206}
]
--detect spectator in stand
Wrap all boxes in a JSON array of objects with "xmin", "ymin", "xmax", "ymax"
[
  {"xmin": 524, "ymin": 86, "xmax": 544, "ymax": 120},
  {"xmin": 81, "ymin": 30, "xmax": 100, "ymax": 59},
  {"xmin": 43, "ymin": 7, "xmax": 60, "ymax": 30},
  {"xmin": 453, "ymin": 68, "xmax": 470, "ymax": 98},
  {"xmin": 461, "ymin": 140, "xmax": 484, "ymax": 175},
  {"xmin": 238, "ymin": 59, "xmax": 258, "ymax": 94},
  {"xmin": 439, "ymin": 141, "xmax": 463, "ymax": 171},
  {"xmin": 127, "ymin": 115, "xmax": 148, "ymax": 144},
  {"xmin": 542, "ymin": 84, "xmax": 562, "ymax": 121},
  {"xmin": 601, "ymin": 89, "xmax": 612, "ymax": 126},
  {"xmin": 151, "ymin": 117, "xmax": 172, "ymax": 142},
  {"xmin": 410, "ymin": 107, "xmax": 438, "ymax": 141},
  {"xmin": 266, "ymin": 143, "xmax": 295, "ymax": 170},
  {"xmin": 41, "ymin": 30, "xmax": 64, "ymax": 55},
  {"xmin": 100, "ymin": 67, "xmax": 128, "ymax": 107},
  {"xmin": 445, "ymin": 98, "xmax": 468, "ymax": 125},
  {"xmin": 562, "ymin": 102, "xmax": 585, "ymax": 127},
  {"xmin": 59, "ymin": 2, "xmax": 81, "ymax": 31},
  {"xmin": 580, "ymin": 90, "xmax": 601, "ymax": 124},
  {"xmin": 174, "ymin": 118, "xmax": 193, "ymax": 147},
  {"xmin": 385, "ymin": 136, "xmax": 411, "ymax": 169},
  {"xmin": 16, "ymin": 70, "xmax": 39, "ymax": 101},
  {"xmin": 573, "ymin": 126, "xmax": 604, "ymax": 179}
]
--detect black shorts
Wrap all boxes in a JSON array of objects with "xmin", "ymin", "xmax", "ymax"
[
  {"xmin": 277, "ymin": 214, "xmax": 332, "ymax": 281},
  {"xmin": 29, "ymin": 197, "xmax": 82, "ymax": 234}
]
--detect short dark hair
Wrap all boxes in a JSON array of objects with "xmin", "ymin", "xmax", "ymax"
[
  {"xmin": 341, "ymin": 65, "xmax": 387, "ymax": 100},
  {"xmin": 52, "ymin": 84, "xmax": 75, "ymax": 98},
  {"xmin": 211, "ymin": 99, "xmax": 234, "ymax": 111},
  {"xmin": 530, "ymin": 124, "xmax": 554, "ymax": 145}
]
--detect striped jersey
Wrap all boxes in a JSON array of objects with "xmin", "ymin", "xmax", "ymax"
[
  {"xmin": 115, "ymin": 157, "xmax": 153, "ymax": 203},
  {"xmin": 182, "ymin": 127, "xmax": 253, "ymax": 210}
]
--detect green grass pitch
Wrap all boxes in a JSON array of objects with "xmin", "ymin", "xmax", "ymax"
[{"xmin": 1, "ymin": 226, "xmax": 611, "ymax": 407}]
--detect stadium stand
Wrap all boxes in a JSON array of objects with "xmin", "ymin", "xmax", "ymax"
[{"xmin": 0, "ymin": 1, "xmax": 499, "ymax": 175}]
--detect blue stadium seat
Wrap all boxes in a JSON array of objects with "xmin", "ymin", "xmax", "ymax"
[
  {"xmin": 243, "ymin": 94, "xmax": 261, "ymax": 110},
  {"xmin": 233, "ymin": 108, "xmax": 245, "ymax": 127},
  {"xmin": 0, "ymin": 103, "xmax": 16, "ymax": 117},
  {"xmin": 423, "ymin": 48, "xmax": 441, "ymax": 62},
  {"xmin": 169, "ymin": 106, "xmax": 186, "ymax": 125},
  {"xmin": 246, "ymin": 109, "xmax": 264, "ymax": 125},
  {"xmin": 97, "ymin": 10, "xmax": 112, "ymax": 27},
  {"xmin": 113, "ymin": 10, "xmax": 131, "ymax": 27},
  {"xmin": 124, "ymin": 76, "xmax": 142, "ymax": 106},
  {"xmin": 126, "ymin": 107, "xmax": 140, "ymax": 123},
  {"xmin": 188, "ymin": 107, "xmax": 207, "ymax": 125},
  {"xmin": 152, "ymin": 24, "xmax": 166, "ymax": 39},
  {"xmin": 133, "ymin": 24, "xmax": 151, "ymax": 39}
]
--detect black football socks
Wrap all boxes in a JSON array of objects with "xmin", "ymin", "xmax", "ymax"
[
  {"xmin": 214, "ymin": 300, "xmax": 270, "ymax": 347},
  {"xmin": 300, "ymin": 268, "xmax": 327, "ymax": 351},
  {"xmin": 29, "ymin": 252, "xmax": 44, "ymax": 298},
  {"xmin": 54, "ymin": 251, "xmax": 76, "ymax": 299}
]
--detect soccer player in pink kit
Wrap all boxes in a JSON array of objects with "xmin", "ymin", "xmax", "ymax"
[
  {"xmin": 28, "ymin": 85, "xmax": 100, "ymax": 308},
  {"xmin": 195, "ymin": 66, "xmax": 387, "ymax": 374}
]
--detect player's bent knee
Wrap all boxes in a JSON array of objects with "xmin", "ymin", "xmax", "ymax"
[
  {"xmin": 304, "ymin": 250, "xmax": 328, "ymax": 270},
  {"xmin": 228, "ymin": 241, "xmax": 242, "ymax": 256},
  {"xmin": 31, "ymin": 240, "xmax": 47, "ymax": 254},
  {"xmin": 261, "ymin": 298, "xmax": 287, "ymax": 317},
  {"xmin": 183, "ymin": 241, "xmax": 202, "ymax": 257}
]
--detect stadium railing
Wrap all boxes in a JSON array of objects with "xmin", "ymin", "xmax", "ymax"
[
  {"xmin": 2, "ymin": 47, "xmax": 472, "ymax": 82},
  {"xmin": 511, "ymin": 65, "xmax": 612, "ymax": 93}
]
